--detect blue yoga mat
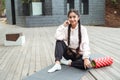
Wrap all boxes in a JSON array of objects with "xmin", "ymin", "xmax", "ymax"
[
  {"xmin": 24, "ymin": 65, "xmax": 89, "ymax": 80},
  {"xmin": 23, "ymin": 53, "xmax": 105, "ymax": 80}
]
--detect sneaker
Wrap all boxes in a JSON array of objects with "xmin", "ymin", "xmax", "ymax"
[
  {"xmin": 48, "ymin": 64, "xmax": 61, "ymax": 73},
  {"xmin": 60, "ymin": 57, "xmax": 72, "ymax": 65}
]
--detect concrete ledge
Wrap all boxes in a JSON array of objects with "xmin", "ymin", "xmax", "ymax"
[{"xmin": 4, "ymin": 33, "xmax": 25, "ymax": 46}]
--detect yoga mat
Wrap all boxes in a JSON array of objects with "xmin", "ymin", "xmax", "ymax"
[
  {"xmin": 24, "ymin": 65, "xmax": 88, "ymax": 80},
  {"xmin": 23, "ymin": 53, "xmax": 107, "ymax": 80}
]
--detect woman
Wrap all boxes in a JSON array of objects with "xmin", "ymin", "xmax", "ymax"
[{"xmin": 48, "ymin": 9, "xmax": 92, "ymax": 73}]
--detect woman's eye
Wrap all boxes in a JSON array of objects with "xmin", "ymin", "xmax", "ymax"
[
  {"xmin": 69, "ymin": 16, "xmax": 76, "ymax": 19},
  {"xmin": 73, "ymin": 16, "xmax": 76, "ymax": 18},
  {"xmin": 69, "ymin": 16, "xmax": 72, "ymax": 18}
]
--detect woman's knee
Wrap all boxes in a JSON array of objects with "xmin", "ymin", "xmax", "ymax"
[
  {"xmin": 56, "ymin": 40, "xmax": 65, "ymax": 46},
  {"xmin": 56, "ymin": 40, "xmax": 64, "ymax": 43}
]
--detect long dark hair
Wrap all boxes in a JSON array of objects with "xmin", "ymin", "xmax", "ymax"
[{"xmin": 67, "ymin": 9, "xmax": 81, "ymax": 55}]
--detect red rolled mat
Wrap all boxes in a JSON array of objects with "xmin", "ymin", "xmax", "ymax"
[{"xmin": 91, "ymin": 56, "xmax": 113, "ymax": 68}]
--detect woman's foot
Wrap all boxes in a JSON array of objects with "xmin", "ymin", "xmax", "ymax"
[
  {"xmin": 48, "ymin": 63, "xmax": 61, "ymax": 73},
  {"xmin": 60, "ymin": 57, "xmax": 72, "ymax": 65}
]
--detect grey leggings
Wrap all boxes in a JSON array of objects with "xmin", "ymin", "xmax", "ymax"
[{"xmin": 55, "ymin": 40, "xmax": 86, "ymax": 70}]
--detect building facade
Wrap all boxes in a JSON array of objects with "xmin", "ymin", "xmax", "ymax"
[{"xmin": 5, "ymin": 0, "xmax": 105, "ymax": 27}]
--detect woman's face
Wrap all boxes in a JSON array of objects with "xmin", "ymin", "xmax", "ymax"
[{"xmin": 68, "ymin": 12, "xmax": 80, "ymax": 28}]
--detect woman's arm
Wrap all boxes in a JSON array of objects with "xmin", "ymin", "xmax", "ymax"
[
  {"xmin": 55, "ymin": 20, "xmax": 70, "ymax": 40},
  {"xmin": 81, "ymin": 26, "xmax": 91, "ymax": 59},
  {"xmin": 81, "ymin": 26, "xmax": 91, "ymax": 69},
  {"xmin": 55, "ymin": 24, "xmax": 67, "ymax": 40}
]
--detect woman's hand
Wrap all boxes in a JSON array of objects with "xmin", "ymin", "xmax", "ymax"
[
  {"xmin": 84, "ymin": 58, "xmax": 92, "ymax": 69},
  {"xmin": 63, "ymin": 20, "xmax": 70, "ymax": 27}
]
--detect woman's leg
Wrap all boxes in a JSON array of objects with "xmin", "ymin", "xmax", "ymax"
[
  {"xmin": 55, "ymin": 40, "xmax": 67, "ymax": 61},
  {"xmin": 63, "ymin": 49, "xmax": 87, "ymax": 70},
  {"xmin": 71, "ymin": 57, "xmax": 92, "ymax": 70},
  {"xmin": 71, "ymin": 58, "xmax": 85, "ymax": 70},
  {"xmin": 48, "ymin": 40, "xmax": 67, "ymax": 72}
]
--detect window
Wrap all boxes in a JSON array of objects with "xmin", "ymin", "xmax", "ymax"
[
  {"xmin": 31, "ymin": 0, "xmax": 44, "ymax": 16},
  {"xmin": 31, "ymin": 0, "xmax": 52, "ymax": 16},
  {"xmin": 67, "ymin": 0, "xmax": 74, "ymax": 12},
  {"xmin": 81, "ymin": 0, "xmax": 89, "ymax": 15},
  {"xmin": 42, "ymin": 0, "xmax": 52, "ymax": 15}
]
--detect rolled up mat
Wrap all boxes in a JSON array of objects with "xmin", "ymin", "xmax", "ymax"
[{"xmin": 91, "ymin": 56, "xmax": 113, "ymax": 68}]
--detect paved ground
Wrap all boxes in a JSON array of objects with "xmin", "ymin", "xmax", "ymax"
[{"xmin": 0, "ymin": 21, "xmax": 120, "ymax": 80}]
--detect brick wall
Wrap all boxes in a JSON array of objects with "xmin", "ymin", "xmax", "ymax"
[{"xmin": 6, "ymin": 0, "xmax": 105, "ymax": 27}]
